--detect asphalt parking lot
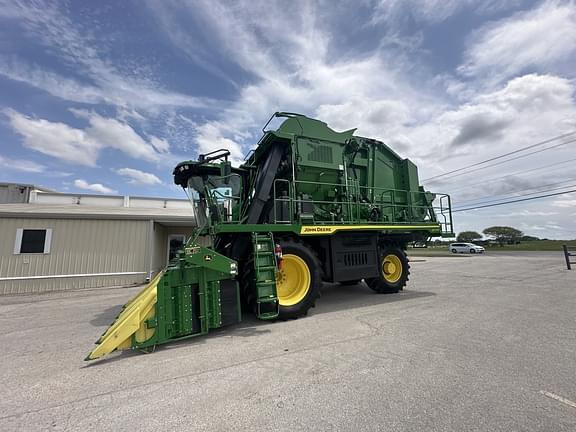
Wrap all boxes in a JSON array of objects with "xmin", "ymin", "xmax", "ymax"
[{"xmin": 1, "ymin": 252, "xmax": 575, "ymax": 431}]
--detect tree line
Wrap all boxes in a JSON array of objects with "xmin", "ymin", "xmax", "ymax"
[{"xmin": 456, "ymin": 226, "xmax": 540, "ymax": 246}]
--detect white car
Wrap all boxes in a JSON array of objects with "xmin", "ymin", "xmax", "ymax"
[{"xmin": 449, "ymin": 242, "xmax": 485, "ymax": 254}]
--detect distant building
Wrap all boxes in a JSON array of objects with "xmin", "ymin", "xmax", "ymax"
[
  {"xmin": 0, "ymin": 182, "xmax": 53, "ymax": 203},
  {"xmin": 0, "ymin": 183, "xmax": 196, "ymax": 295}
]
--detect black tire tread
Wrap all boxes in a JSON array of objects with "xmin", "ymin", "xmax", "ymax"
[
  {"xmin": 277, "ymin": 238, "xmax": 322, "ymax": 320},
  {"xmin": 366, "ymin": 245, "xmax": 410, "ymax": 294}
]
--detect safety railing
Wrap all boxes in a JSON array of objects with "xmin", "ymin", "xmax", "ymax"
[
  {"xmin": 563, "ymin": 244, "xmax": 575, "ymax": 270},
  {"xmin": 272, "ymin": 179, "xmax": 453, "ymax": 234},
  {"xmin": 273, "ymin": 179, "xmax": 295, "ymax": 224},
  {"xmin": 439, "ymin": 194, "xmax": 453, "ymax": 236}
]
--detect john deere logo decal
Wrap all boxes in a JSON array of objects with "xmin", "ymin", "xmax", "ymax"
[
  {"xmin": 302, "ymin": 226, "xmax": 332, "ymax": 233},
  {"xmin": 300, "ymin": 224, "xmax": 441, "ymax": 235}
]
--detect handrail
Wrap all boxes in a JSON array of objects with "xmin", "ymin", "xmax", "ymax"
[
  {"xmin": 270, "ymin": 177, "xmax": 452, "ymax": 232},
  {"xmin": 273, "ymin": 179, "xmax": 294, "ymax": 224},
  {"xmin": 563, "ymin": 244, "xmax": 575, "ymax": 270},
  {"xmin": 243, "ymin": 149, "xmax": 255, "ymax": 161},
  {"xmin": 205, "ymin": 176, "xmax": 452, "ymax": 233}
]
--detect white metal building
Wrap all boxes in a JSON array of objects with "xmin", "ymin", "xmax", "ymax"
[{"xmin": 0, "ymin": 183, "xmax": 197, "ymax": 295}]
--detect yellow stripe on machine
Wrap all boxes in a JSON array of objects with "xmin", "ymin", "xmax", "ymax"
[
  {"xmin": 299, "ymin": 225, "xmax": 441, "ymax": 235},
  {"xmin": 86, "ymin": 271, "xmax": 163, "ymax": 360}
]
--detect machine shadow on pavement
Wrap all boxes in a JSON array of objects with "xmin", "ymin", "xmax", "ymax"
[
  {"xmin": 84, "ymin": 282, "xmax": 435, "ymax": 367},
  {"xmin": 89, "ymin": 304, "xmax": 124, "ymax": 327},
  {"xmin": 315, "ymin": 282, "xmax": 435, "ymax": 315}
]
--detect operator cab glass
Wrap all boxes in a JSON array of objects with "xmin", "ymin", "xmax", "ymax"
[{"xmin": 185, "ymin": 174, "xmax": 242, "ymax": 225}]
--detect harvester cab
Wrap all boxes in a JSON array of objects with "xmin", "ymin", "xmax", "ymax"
[
  {"xmin": 174, "ymin": 149, "xmax": 241, "ymax": 228},
  {"xmin": 86, "ymin": 112, "xmax": 453, "ymax": 361}
]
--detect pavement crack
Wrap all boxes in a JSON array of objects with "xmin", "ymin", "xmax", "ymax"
[{"xmin": 540, "ymin": 390, "xmax": 576, "ymax": 410}]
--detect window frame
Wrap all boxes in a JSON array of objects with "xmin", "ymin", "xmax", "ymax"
[
  {"xmin": 166, "ymin": 234, "xmax": 186, "ymax": 264},
  {"xmin": 14, "ymin": 228, "xmax": 52, "ymax": 255}
]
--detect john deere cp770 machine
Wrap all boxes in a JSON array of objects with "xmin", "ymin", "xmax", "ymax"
[{"xmin": 87, "ymin": 113, "xmax": 453, "ymax": 360}]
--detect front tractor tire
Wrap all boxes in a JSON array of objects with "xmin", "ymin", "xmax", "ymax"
[
  {"xmin": 276, "ymin": 240, "xmax": 322, "ymax": 319},
  {"xmin": 366, "ymin": 247, "xmax": 410, "ymax": 294}
]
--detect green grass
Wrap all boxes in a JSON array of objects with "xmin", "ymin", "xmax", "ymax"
[
  {"xmin": 489, "ymin": 240, "xmax": 575, "ymax": 251},
  {"xmin": 408, "ymin": 240, "xmax": 576, "ymax": 255}
]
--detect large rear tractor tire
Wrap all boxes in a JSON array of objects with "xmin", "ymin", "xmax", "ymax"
[
  {"xmin": 366, "ymin": 247, "xmax": 410, "ymax": 294},
  {"xmin": 276, "ymin": 240, "xmax": 322, "ymax": 319}
]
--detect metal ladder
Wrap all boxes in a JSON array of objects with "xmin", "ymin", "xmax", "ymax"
[{"xmin": 251, "ymin": 233, "xmax": 279, "ymax": 319}]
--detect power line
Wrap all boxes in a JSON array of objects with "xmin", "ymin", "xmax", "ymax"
[
  {"xmin": 453, "ymin": 189, "xmax": 576, "ymax": 213},
  {"xmin": 455, "ymin": 179, "xmax": 576, "ymax": 205},
  {"xmin": 453, "ymin": 183, "xmax": 576, "ymax": 210},
  {"xmin": 423, "ymin": 130, "xmax": 576, "ymax": 181},
  {"xmin": 445, "ymin": 157, "xmax": 576, "ymax": 194},
  {"xmin": 425, "ymin": 137, "xmax": 576, "ymax": 183},
  {"xmin": 454, "ymin": 178, "xmax": 576, "ymax": 206}
]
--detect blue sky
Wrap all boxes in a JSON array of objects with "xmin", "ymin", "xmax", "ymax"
[{"xmin": 0, "ymin": 0, "xmax": 575, "ymax": 238}]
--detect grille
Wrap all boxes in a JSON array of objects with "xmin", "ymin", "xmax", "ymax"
[
  {"xmin": 343, "ymin": 252, "xmax": 368, "ymax": 266},
  {"xmin": 308, "ymin": 145, "xmax": 333, "ymax": 163}
]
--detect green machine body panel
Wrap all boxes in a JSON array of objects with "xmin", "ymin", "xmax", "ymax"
[
  {"xmin": 240, "ymin": 112, "xmax": 453, "ymax": 235},
  {"xmin": 86, "ymin": 244, "xmax": 240, "ymax": 360},
  {"xmin": 136, "ymin": 245, "xmax": 241, "ymax": 349}
]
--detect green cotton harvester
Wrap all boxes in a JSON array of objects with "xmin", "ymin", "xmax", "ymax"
[{"xmin": 86, "ymin": 112, "xmax": 453, "ymax": 360}]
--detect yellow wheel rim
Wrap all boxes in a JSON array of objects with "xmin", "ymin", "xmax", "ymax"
[
  {"xmin": 276, "ymin": 254, "xmax": 311, "ymax": 306},
  {"xmin": 382, "ymin": 254, "xmax": 402, "ymax": 283}
]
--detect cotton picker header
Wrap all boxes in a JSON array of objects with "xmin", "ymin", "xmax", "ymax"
[{"xmin": 86, "ymin": 112, "xmax": 453, "ymax": 360}]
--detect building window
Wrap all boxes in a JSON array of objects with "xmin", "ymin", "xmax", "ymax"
[{"xmin": 14, "ymin": 228, "xmax": 52, "ymax": 254}]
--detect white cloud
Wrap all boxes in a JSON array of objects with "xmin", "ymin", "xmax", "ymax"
[
  {"xmin": 459, "ymin": 1, "xmax": 576, "ymax": 84},
  {"xmin": 0, "ymin": 1, "xmax": 213, "ymax": 110},
  {"xmin": 146, "ymin": 2, "xmax": 240, "ymax": 89},
  {"xmin": 150, "ymin": 136, "xmax": 170, "ymax": 153},
  {"xmin": 115, "ymin": 168, "xmax": 162, "ymax": 186},
  {"xmin": 493, "ymin": 210, "xmax": 559, "ymax": 217},
  {"xmin": 148, "ymin": 1, "xmax": 429, "ymax": 161},
  {"xmin": 0, "ymin": 154, "xmax": 46, "ymax": 173},
  {"xmin": 410, "ymin": 74, "xmax": 576, "ymax": 175},
  {"xmin": 371, "ymin": 0, "xmax": 469, "ymax": 25},
  {"xmin": 552, "ymin": 198, "xmax": 576, "ymax": 208},
  {"xmin": 518, "ymin": 221, "xmax": 567, "ymax": 233},
  {"xmin": 194, "ymin": 122, "xmax": 245, "ymax": 164},
  {"xmin": 370, "ymin": 0, "xmax": 524, "ymax": 26},
  {"xmin": 0, "ymin": 56, "xmax": 212, "ymax": 110},
  {"xmin": 5, "ymin": 109, "xmax": 168, "ymax": 166},
  {"xmin": 0, "ymin": 56, "xmax": 106, "ymax": 105},
  {"xmin": 73, "ymin": 179, "xmax": 117, "ymax": 194},
  {"xmin": 5, "ymin": 109, "xmax": 100, "ymax": 166},
  {"xmin": 475, "ymin": 72, "xmax": 575, "ymax": 112},
  {"xmin": 72, "ymin": 110, "xmax": 162, "ymax": 162},
  {"xmin": 317, "ymin": 98, "xmax": 411, "ymax": 139}
]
